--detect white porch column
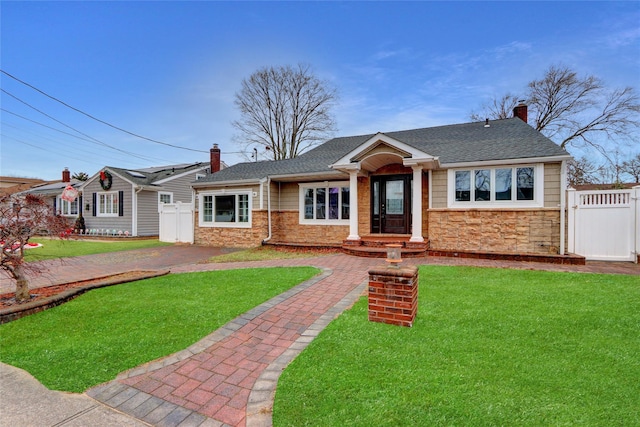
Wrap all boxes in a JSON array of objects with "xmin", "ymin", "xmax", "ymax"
[
  {"xmin": 347, "ymin": 169, "xmax": 360, "ymax": 241},
  {"xmin": 410, "ymin": 165, "xmax": 424, "ymax": 242}
]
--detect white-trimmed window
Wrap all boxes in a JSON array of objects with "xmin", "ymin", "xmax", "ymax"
[
  {"xmin": 57, "ymin": 197, "xmax": 78, "ymax": 216},
  {"xmin": 448, "ymin": 164, "xmax": 543, "ymax": 207},
  {"xmin": 199, "ymin": 190, "xmax": 251, "ymax": 227},
  {"xmin": 97, "ymin": 192, "xmax": 119, "ymax": 216},
  {"xmin": 158, "ymin": 192, "xmax": 173, "ymax": 212},
  {"xmin": 299, "ymin": 181, "xmax": 350, "ymax": 224}
]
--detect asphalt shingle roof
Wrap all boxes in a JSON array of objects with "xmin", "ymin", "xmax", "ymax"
[
  {"xmin": 108, "ymin": 163, "xmax": 208, "ymax": 187},
  {"xmin": 200, "ymin": 118, "xmax": 569, "ymax": 183}
]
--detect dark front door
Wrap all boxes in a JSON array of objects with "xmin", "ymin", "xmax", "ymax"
[{"xmin": 371, "ymin": 175, "xmax": 411, "ymax": 234}]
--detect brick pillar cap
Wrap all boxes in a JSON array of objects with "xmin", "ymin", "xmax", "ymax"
[{"xmin": 368, "ymin": 265, "xmax": 418, "ymax": 277}]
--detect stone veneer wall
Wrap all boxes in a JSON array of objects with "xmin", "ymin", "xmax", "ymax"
[
  {"xmin": 194, "ymin": 210, "xmax": 269, "ymax": 248},
  {"xmin": 271, "ymin": 211, "xmax": 349, "ymax": 245},
  {"xmin": 428, "ymin": 208, "xmax": 561, "ymax": 254}
]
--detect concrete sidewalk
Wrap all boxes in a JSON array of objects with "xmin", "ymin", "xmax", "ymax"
[
  {"xmin": 0, "ymin": 362, "xmax": 149, "ymax": 427},
  {"xmin": 1, "ymin": 249, "xmax": 638, "ymax": 427}
]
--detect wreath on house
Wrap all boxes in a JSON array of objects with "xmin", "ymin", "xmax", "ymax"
[{"xmin": 99, "ymin": 170, "xmax": 112, "ymax": 190}]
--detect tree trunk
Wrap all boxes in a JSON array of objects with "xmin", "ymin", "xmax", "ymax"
[{"xmin": 13, "ymin": 264, "xmax": 31, "ymax": 303}]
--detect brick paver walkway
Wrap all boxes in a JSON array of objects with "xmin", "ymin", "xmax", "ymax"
[{"xmin": 87, "ymin": 256, "xmax": 382, "ymax": 427}]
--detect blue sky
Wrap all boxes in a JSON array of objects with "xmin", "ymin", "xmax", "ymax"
[{"xmin": 1, "ymin": 1, "xmax": 639, "ymax": 180}]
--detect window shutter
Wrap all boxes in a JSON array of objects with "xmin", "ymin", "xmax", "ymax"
[
  {"xmin": 118, "ymin": 191, "xmax": 124, "ymax": 216},
  {"xmin": 92, "ymin": 193, "xmax": 97, "ymax": 216},
  {"xmin": 53, "ymin": 197, "xmax": 57, "ymax": 214}
]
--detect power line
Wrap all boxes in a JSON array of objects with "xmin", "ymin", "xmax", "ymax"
[
  {"xmin": 2, "ymin": 89, "xmax": 161, "ymax": 163},
  {"xmin": 1, "ymin": 69, "xmax": 208, "ymax": 153},
  {"xmin": 1, "ymin": 108, "xmax": 171, "ymax": 163}
]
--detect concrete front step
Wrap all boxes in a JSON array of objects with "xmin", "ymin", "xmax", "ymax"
[{"xmin": 342, "ymin": 245, "xmax": 427, "ymax": 258}]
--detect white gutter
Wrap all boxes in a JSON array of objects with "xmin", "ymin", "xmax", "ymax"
[
  {"xmin": 191, "ymin": 178, "xmax": 262, "ymax": 188},
  {"xmin": 559, "ymin": 160, "xmax": 567, "ymax": 255},
  {"xmin": 262, "ymin": 176, "xmax": 272, "ymax": 244}
]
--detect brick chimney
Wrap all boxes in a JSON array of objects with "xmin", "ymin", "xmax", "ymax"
[
  {"xmin": 210, "ymin": 144, "xmax": 221, "ymax": 173},
  {"xmin": 62, "ymin": 167, "xmax": 71, "ymax": 183},
  {"xmin": 513, "ymin": 101, "xmax": 528, "ymax": 123}
]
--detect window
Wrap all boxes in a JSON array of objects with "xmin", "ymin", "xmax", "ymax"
[
  {"xmin": 97, "ymin": 192, "xmax": 119, "ymax": 216},
  {"xmin": 158, "ymin": 192, "xmax": 173, "ymax": 212},
  {"xmin": 199, "ymin": 191, "xmax": 251, "ymax": 227},
  {"xmin": 450, "ymin": 165, "xmax": 542, "ymax": 207},
  {"xmin": 159, "ymin": 192, "xmax": 173, "ymax": 204},
  {"xmin": 300, "ymin": 182, "xmax": 350, "ymax": 223},
  {"xmin": 57, "ymin": 197, "xmax": 78, "ymax": 216}
]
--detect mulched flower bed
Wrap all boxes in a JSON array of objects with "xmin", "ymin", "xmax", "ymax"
[{"xmin": 0, "ymin": 270, "xmax": 168, "ymax": 313}]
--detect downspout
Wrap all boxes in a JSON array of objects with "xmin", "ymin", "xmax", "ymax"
[
  {"xmin": 132, "ymin": 186, "xmax": 145, "ymax": 236},
  {"xmin": 559, "ymin": 160, "xmax": 567, "ymax": 255},
  {"xmin": 262, "ymin": 176, "xmax": 272, "ymax": 244},
  {"xmin": 634, "ymin": 186, "xmax": 639, "ymax": 263}
]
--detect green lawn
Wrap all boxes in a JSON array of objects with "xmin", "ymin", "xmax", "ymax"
[
  {"xmin": 0, "ymin": 267, "xmax": 319, "ymax": 392},
  {"xmin": 25, "ymin": 237, "xmax": 172, "ymax": 261},
  {"xmin": 274, "ymin": 266, "xmax": 640, "ymax": 426},
  {"xmin": 209, "ymin": 246, "xmax": 331, "ymax": 262}
]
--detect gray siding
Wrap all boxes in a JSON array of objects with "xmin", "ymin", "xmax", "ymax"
[
  {"xmin": 82, "ymin": 174, "xmax": 134, "ymax": 234},
  {"xmin": 136, "ymin": 190, "xmax": 160, "ymax": 236},
  {"xmin": 157, "ymin": 170, "xmax": 202, "ymax": 203}
]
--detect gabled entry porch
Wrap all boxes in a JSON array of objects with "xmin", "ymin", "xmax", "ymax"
[{"xmin": 329, "ymin": 132, "xmax": 440, "ymax": 256}]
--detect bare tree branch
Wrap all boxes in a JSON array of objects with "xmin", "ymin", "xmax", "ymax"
[
  {"xmin": 232, "ymin": 64, "xmax": 337, "ymax": 160},
  {"xmin": 470, "ymin": 93, "xmax": 520, "ymax": 122},
  {"xmin": 472, "ymin": 64, "xmax": 640, "ymax": 163}
]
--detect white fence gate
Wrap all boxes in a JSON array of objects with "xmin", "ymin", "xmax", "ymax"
[
  {"xmin": 159, "ymin": 202, "xmax": 194, "ymax": 244},
  {"xmin": 568, "ymin": 187, "xmax": 639, "ymax": 262}
]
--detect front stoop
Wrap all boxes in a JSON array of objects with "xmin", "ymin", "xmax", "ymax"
[{"xmin": 342, "ymin": 235, "xmax": 428, "ymax": 258}]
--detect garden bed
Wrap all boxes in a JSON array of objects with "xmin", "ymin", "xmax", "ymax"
[{"xmin": 0, "ymin": 270, "xmax": 169, "ymax": 323}]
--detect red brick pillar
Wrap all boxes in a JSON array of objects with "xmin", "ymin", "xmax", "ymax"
[{"xmin": 368, "ymin": 266, "xmax": 418, "ymax": 327}]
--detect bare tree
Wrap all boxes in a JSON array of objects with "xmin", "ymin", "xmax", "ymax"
[
  {"xmin": 566, "ymin": 156, "xmax": 606, "ymax": 186},
  {"xmin": 473, "ymin": 65, "xmax": 640, "ymax": 160},
  {"xmin": 621, "ymin": 153, "xmax": 640, "ymax": 182},
  {"xmin": 233, "ymin": 64, "xmax": 338, "ymax": 160},
  {"xmin": 471, "ymin": 93, "xmax": 520, "ymax": 122},
  {"xmin": 1, "ymin": 194, "xmax": 70, "ymax": 302}
]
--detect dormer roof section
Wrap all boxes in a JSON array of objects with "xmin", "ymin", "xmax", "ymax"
[{"xmin": 330, "ymin": 132, "xmax": 440, "ymax": 173}]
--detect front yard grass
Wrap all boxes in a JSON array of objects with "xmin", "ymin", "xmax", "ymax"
[
  {"xmin": 274, "ymin": 266, "xmax": 640, "ymax": 426},
  {"xmin": 208, "ymin": 245, "xmax": 334, "ymax": 262},
  {"xmin": 0, "ymin": 267, "xmax": 319, "ymax": 392},
  {"xmin": 25, "ymin": 237, "xmax": 172, "ymax": 261}
]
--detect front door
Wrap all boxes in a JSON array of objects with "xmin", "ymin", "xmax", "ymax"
[{"xmin": 371, "ymin": 175, "xmax": 411, "ymax": 234}]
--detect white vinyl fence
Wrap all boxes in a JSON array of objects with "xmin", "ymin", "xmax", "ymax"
[
  {"xmin": 568, "ymin": 187, "xmax": 639, "ymax": 262},
  {"xmin": 159, "ymin": 202, "xmax": 194, "ymax": 243}
]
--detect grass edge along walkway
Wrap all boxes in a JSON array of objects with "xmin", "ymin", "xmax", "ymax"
[
  {"xmin": 0, "ymin": 267, "xmax": 320, "ymax": 392},
  {"xmin": 274, "ymin": 265, "xmax": 640, "ymax": 427}
]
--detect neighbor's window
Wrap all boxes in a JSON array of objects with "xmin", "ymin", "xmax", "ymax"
[
  {"xmin": 451, "ymin": 165, "xmax": 541, "ymax": 206},
  {"xmin": 97, "ymin": 192, "xmax": 119, "ymax": 216},
  {"xmin": 57, "ymin": 197, "xmax": 78, "ymax": 216},
  {"xmin": 159, "ymin": 192, "xmax": 173, "ymax": 204},
  {"xmin": 300, "ymin": 182, "xmax": 350, "ymax": 223},
  {"xmin": 199, "ymin": 191, "xmax": 251, "ymax": 227},
  {"xmin": 158, "ymin": 192, "xmax": 173, "ymax": 212}
]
